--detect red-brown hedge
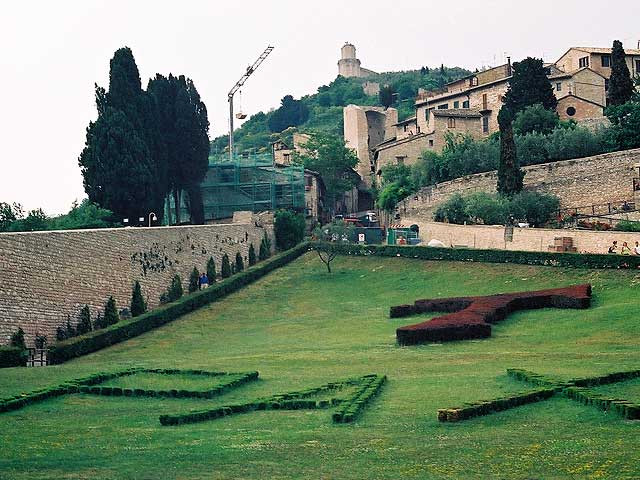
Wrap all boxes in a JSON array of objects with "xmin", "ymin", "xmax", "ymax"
[{"xmin": 393, "ymin": 284, "xmax": 591, "ymax": 345}]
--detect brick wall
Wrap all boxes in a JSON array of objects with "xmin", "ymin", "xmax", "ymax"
[
  {"xmin": 402, "ymin": 148, "xmax": 640, "ymax": 221},
  {"xmin": 404, "ymin": 220, "xmax": 640, "ymax": 255},
  {"xmin": 0, "ymin": 212, "xmax": 273, "ymax": 346}
]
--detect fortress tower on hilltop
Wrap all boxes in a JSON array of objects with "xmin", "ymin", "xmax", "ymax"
[{"xmin": 338, "ymin": 42, "xmax": 377, "ymax": 78}]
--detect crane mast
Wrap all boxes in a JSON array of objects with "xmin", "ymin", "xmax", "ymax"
[{"xmin": 228, "ymin": 45, "xmax": 274, "ymax": 160}]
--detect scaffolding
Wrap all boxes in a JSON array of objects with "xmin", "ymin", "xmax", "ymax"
[{"xmin": 165, "ymin": 153, "xmax": 305, "ymax": 223}]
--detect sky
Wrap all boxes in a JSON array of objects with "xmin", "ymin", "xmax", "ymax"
[{"xmin": 1, "ymin": 0, "xmax": 639, "ymax": 215}]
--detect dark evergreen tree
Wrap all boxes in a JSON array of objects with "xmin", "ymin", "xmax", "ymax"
[
  {"xmin": 206, "ymin": 256, "xmax": 217, "ymax": 283},
  {"xmin": 379, "ymin": 85, "xmax": 395, "ymax": 109},
  {"xmin": 267, "ymin": 95, "xmax": 310, "ymax": 132},
  {"xmin": 274, "ymin": 210, "xmax": 306, "ymax": 250},
  {"xmin": 258, "ymin": 237, "xmax": 268, "ymax": 261},
  {"xmin": 497, "ymin": 108, "xmax": 524, "ymax": 197},
  {"xmin": 248, "ymin": 244, "xmax": 256, "ymax": 266},
  {"xmin": 235, "ymin": 252, "xmax": 244, "ymax": 272},
  {"xmin": 221, "ymin": 254, "xmax": 231, "ymax": 278},
  {"xmin": 56, "ymin": 326, "xmax": 67, "ymax": 342},
  {"xmin": 10, "ymin": 327, "xmax": 26, "ymax": 350},
  {"xmin": 104, "ymin": 296, "xmax": 119, "ymax": 326},
  {"xmin": 167, "ymin": 274, "xmax": 183, "ymax": 302},
  {"xmin": 609, "ymin": 40, "xmax": 634, "ymax": 106},
  {"xmin": 189, "ymin": 267, "xmax": 200, "ymax": 293},
  {"xmin": 94, "ymin": 312, "xmax": 105, "ymax": 329},
  {"xmin": 65, "ymin": 315, "xmax": 76, "ymax": 338},
  {"xmin": 502, "ymin": 57, "xmax": 557, "ymax": 117},
  {"xmin": 76, "ymin": 305, "xmax": 93, "ymax": 335},
  {"xmin": 130, "ymin": 280, "xmax": 147, "ymax": 317}
]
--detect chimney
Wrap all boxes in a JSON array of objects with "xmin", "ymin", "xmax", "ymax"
[{"xmin": 506, "ymin": 57, "xmax": 512, "ymax": 77}]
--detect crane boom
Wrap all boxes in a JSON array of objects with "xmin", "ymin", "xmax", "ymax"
[{"xmin": 228, "ymin": 46, "xmax": 274, "ymax": 159}]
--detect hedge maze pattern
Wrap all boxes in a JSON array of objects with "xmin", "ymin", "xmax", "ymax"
[
  {"xmin": 160, "ymin": 374, "xmax": 387, "ymax": 426},
  {"xmin": 0, "ymin": 368, "xmax": 386, "ymax": 427},
  {"xmin": 438, "ymin": 368, "xmax": 640, "ymax": 422},
  {"xmin": 391, "ymin": 284, "xmax": 591, "ymax": 345}
]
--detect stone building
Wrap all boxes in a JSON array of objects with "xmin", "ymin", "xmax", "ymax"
[{"xmin": 337, "ymin": 42, "xmax": 377, "ymax": 78}]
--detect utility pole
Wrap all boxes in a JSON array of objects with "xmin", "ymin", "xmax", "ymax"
[{"xmin": 228, "ymin": 45, "xmax": 274, "ymax": 161}]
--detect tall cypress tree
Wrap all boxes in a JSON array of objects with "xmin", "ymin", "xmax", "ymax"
[
  {"xmin": 130, "ymin": 280, "xmax": 147, "ymax": 317},
  {"xmin": 497, "ymin": 107, "xmax": 523, "ymax": 197},
  {"xmin": 609, "ymin": 40, "xmax": 634, "ymax": 106},
  {"xmin": 206, "ymin": 256, "xmax": 217, "ymax": 283}
]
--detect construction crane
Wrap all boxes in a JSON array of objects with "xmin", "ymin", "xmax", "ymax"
[{"xmin": 228, "ymin": 45, "xmax": 274, "ymax": 160}]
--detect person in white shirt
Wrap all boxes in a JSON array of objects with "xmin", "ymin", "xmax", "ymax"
[{"xmin": 634, "ymin": 241, "xmax": 640, "ymax": 255}]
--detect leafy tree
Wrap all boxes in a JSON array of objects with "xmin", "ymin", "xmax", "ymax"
[
  {"xmin": 509, "ymin": 191, "xmax": 560, "ymax": 227},
  {"xmin": 130, "ymin": 280, "xmax": 147, "ymax": 317},
  {"xmin": 274, "ymin": 210, "xmax": 306, "ymax": 250},
  {"xmin": 502, "ymin": 57, "xmax": 557, "ymax": 117},
  {"xmin": 104, "ymin": 296, "xmax": 119, "ymax": 326},
  {"xmin": 312, "ymin": 221, "xmax": 354, "ymax": 273},
  {"xmin": 235, "ymin": 252, "xmax": 244, "ymax": 272},
  {"xmin": 76, "ymin": 305, "xmax": 93, "ymax": 335},
  {"xmin": 206, "ymin": 257, "xmax": 217, "ymax": 283},
  {"xmin": 464, "ymin": 192, "xmax": 509, "ymax": 225},
  {"xmin": 379, "ymin": 85, "xmax": 395, "ymax": 109},
  {"xmin": 377, "ymin": 183, "xmax": 411, "ymax": 213},
  {"xmin": 9, "ymin": 208, "xmax": 48, "ymax": 232},
  {"xmin": 268, "ymin": 95, "xmax": 310, "ymax": 133},
  {"xmin": 513, "ymin": 104, "xmax": 559, "ymax": 135},
  {"xmin": 606, "ymin": 101, "xmax": 640, "ymax": 150},
  {"xmin": 188, "ymin": 267, "xmax": 200, "ymax": 293},
  {"xmin": 293, "ymin": 132, "xmax": 359, "ymax": 212},
  {"xmin": 49, "ymin": 200, "xmax": 116, "ymax": 230},
  {"xmin": 497, "ymin": 108, "xmax": 524, "ymax": 196},
  {"xmin": 221, "ymin": 254, "xmax": 231, "ymax": 278},
  {"xmin": 248, "ymin": 244, "xmax": 257, "ymax": 266},
  {"xmin": 609, "ymin": 40, "xmax": 634, "ymax": 106},
  {"xmin": 10, "ymin": 327, "xmax": 26, "ymax": 350},
  {"xmin": 0, "ymin": 202, "xmax": 23, "ymax": 231}
]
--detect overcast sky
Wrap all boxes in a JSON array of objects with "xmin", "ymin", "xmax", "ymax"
[{"xmin": 1, "ymin": 0, "xmax": 639, "ymax": 215}]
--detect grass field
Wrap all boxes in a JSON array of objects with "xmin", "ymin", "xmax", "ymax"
[{"xmin": 1, "ymin": 253, "xmax": 640, "ymax": 479}]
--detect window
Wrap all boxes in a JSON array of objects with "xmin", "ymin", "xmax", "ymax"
[
  {"xmin": 566, "ymin": 106, "xmax": 576, "ymax": 117},
  {"xmin": 429, "ymin": 140, "xmax": 434, "ymax": 147},
  {"xmin": 283, "ymin": 153, "xmax": 290, "ymax": 162},
  {"xmin": 482, "ymin": 93, "xmax": 488, "ymax": 110},
  {"xmin": 447, "ymin": 117, "xmax": 456, "ymax": 128},
  {"xmin": 453, "ymin": 101, "xmax": 460, "ymax": 109},
  {"xmin": 579, "ymin": 56, "xmax": 589, "ymax": 68},
  {"xmin": 601, "ymin": 55, "xmax": 611, "ymax": 68},
  {"xmin": 556, "ymin": 82, "xmax": 562, "ymax": 92},
  {"xmin": 482, "ymin": 116, "xmax": 489, "ymax": 133},
  {"xmin": 438, "ymin": 103, "xmax": 449, "ymax": 109},
  {"xmin": 403, "ymin": 125, "xmax": 408, "ymax": 132},
  {"xmin": 462, "ymin": 100, "xmax": 469, "ymax": 109},
  {"xmin": 470, "ymin": 77, "xmax": 479, "ymax": 86}
]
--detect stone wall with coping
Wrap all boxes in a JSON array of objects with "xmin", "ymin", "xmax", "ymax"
[
  {"xmin": 403, "ymin": 219, "xmax": 640, "ymax": 255},
  {"xmin": 0, "ymin": 212, "xmax": 273, "ymax": 346},
  {"xmin": 402, "ymin": 148, "xmax": 640, "ymax": 221}
]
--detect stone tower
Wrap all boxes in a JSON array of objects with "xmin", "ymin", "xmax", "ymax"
[{"xmin": 338, "ymin": 42, "xmax": 362, "ymax": 78}]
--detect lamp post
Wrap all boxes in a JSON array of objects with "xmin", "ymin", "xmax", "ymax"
[{"xmin": 148, "ymin": 212, "xmax": 157, "ymax": 227}]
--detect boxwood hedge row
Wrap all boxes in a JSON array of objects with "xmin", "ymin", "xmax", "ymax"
[
  {"xmin": 332, "ymin": 374, "xmax": 387, "ymax": 423},
  {"xmin": 0, "ymin": 346, "xmax": 27, "ymax": 368},
  {"xmin": 315, "ymin": 242, "xmax": 640, "ymax": 269},
  {"xmin": 48, "ymin": 243, "xmax": 309, "ymax": 364},
  {"xmin": 564, "ymin": 386, "xmax": 640, "ymax": 420}
]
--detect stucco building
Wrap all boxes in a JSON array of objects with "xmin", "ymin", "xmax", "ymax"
[{"xmin": 338, "ymin": 42, "xmax": 377, "ymax": 78}]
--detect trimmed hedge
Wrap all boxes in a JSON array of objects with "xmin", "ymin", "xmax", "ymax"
[
  {"xmin": 0, "ymin": 346, "xmax": 27, "ymax": 368},
  {"xmin": 315, "ymin": 242, "xmax": 640, "ymax": 269},
  {"xmin": 392, "ymin": 284, "xmax": 591, "ymax": 345},
  {"xmin": 48, "ymin": 242, "xmax": 310, "ymax": 364},
  {"xmin": 332, "ymin": 374, "xmax": 387, "ymax": 424},
  {"xmin": 438, "ymin": 368, "xmax": 640, "ymax": 423},
  {"xmin": 159, "ymin": 374, "xmax": 384, "ymax": 426}
]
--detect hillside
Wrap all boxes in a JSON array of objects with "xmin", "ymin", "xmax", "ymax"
[{"xmin": 210, "ymin": 66, "xmax": 472, "ymax": 155}]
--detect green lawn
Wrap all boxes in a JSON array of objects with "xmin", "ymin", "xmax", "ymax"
[{"xmin": 1, "ymin": 253, "xmax": 639, "ymax": 479}]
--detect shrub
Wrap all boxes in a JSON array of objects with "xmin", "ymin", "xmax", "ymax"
[
  {"xmin": 546, "ymin": 125, "xmax": 607, "ymax": 161},
  {"xmin": 76, "ymin": 305, "xmax": 92, "ymax": 335},
  {"xmin": 274, "ymin": 210, "xmax": 306, "ymax": 250},
  {"xmin": 65, "ymin": 315, "xmax": 76, "ymax": 339},
  {"xmin": 130, "ymin": 281, "xmax": 147, "ymax": 317},
  {"xmin": 614, "ymin": 220, "xmax": 640, "ymax": 232},
  {"xmin": 10, "ymin": 327, "xmax": 26, "ymax": 350},
  {"xmin": 221, "ymin": 254, "xmax": 231, "ymax": 279},
  {"xmin": 392, "ymin": 284, "xmax": 591, "ymax": 345},
  {"xmin": 56, "ymin": 326, "xmax": 67, "ymax": 342},
  {"xmin": 464, "ymin": 192, "xmax": 508, "ymax": 225},
  {"xmin": 34, "ymin": 333, "xmax": 47, "ymax": 350},
  {"xmin": 433, "ymin": 193, "xmax": 470, "ymax": 224},
  {"xmin": 509, "ymin": 191, "xmax": 560, "ymax": 226},
  {"xmin": 513, "ymin": 104, "xmax": 559, "ymax": 135},
  {"xmin": 248, "ymin": 244, "xmax": 257, "ymax": 266},
  {"xmin": 188, "ymin": 267, "xmax": 200, "ymax": 293},
  {"xmin": 104, "ymin": 296, "xmax": 119, "ymax": 326},
  {"xmin": 515, "ymin": 131, "xmax": 549, "ymax": 166},
  {"xmin": 206, "ymin": 257, "xmax": 217, "ymax": 283},
  {"xmin": 235, "ymin": 252, "xmax": 244, "ymax": 272},
  {"xmin": 165, "ymin": 275, "xmax": 183, "ymax": 303},
  {"xmin": 0, "ymin": 346, "xmax": 26, "ymax": 368}
]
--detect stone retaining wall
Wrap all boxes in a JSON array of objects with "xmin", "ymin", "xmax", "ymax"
[
  {"xmin": 0, "ymin": 212, "xmax": 273, "ymax": 346},
  {"xmin": 402, "ymin": 148, "xmax": 640, "ymax": 221}
]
